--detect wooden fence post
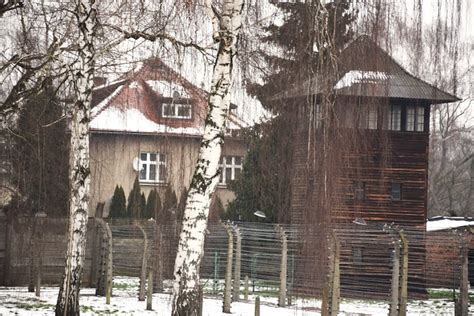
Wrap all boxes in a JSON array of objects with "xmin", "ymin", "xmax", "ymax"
[
  {"xmin": 233, "ymin": 226, "xmax": 241, "ymax": 302},
  {"xmin": 389, "ymin": 238, "xmax": 400, "ymax": 316},
  {"xmin": 457, "ymin": 230, "xmax": 469, "ymax": 316},
  {"xmin": 222, "ymin": 223, "xmax": 233, "ymax": 313},
  {"xmin": 137, "ymin": 224, "xmax": 148, "ymax": 301},
  {"xmin": 276, "ymin": 225, "xmax": 288, "ymax": 307},
  {"xmin": 398, "ymin": 230, "xmax": 408, "ymax": 316}
]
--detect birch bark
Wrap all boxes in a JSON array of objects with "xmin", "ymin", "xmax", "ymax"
[
  {"xmin": 55, "ymin": 0, "xmax": 97, "ymax": 315},
  {"xmin": 172, "ymin": 0, "xmax": 244, "ymax": 315}
]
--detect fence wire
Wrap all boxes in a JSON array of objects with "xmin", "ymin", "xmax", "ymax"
[{"xmin": 0, "ymin": 217, "xmax": 472, "ymax": 314}]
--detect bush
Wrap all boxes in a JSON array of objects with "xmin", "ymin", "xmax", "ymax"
[
  {"xmin": 109, "ymin": 185, "xmax": 126, "ymax": 218},
  {"xmin": 127, "ymin": 176, "xmax": 142, "ymax": 219}
]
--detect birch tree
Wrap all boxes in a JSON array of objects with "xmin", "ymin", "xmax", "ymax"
[
  {"xmin": 172, "ymin": 0, "xmax": 245, "ymax": 314},
  {"xmin": 55, "ymin": 0, "xmax": 97, "ymax": 314}
]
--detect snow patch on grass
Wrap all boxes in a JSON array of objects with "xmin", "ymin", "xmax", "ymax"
[{"xmin": 0, "ymin": 277, "xmax": 471, "ymax": 315}]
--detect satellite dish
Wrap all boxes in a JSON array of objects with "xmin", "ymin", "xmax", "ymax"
[
  {"xmin": 172, "ymin": 90, "xmax": 181, "ymax": 99},
  {"xmin": 253, "ymin": 211, "xmax": 266, "ymax": 218},
  {"xmin": 132, "ymin": 157, "xmax": 140, "ymax": 171}
]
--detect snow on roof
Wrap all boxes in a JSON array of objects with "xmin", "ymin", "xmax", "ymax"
[
  {"xmin": 91, "ymin": 85, "xmax": 124, "ymax": 118},
  {"xmin": 145, "ymin": 80, "xmax": 190, "ymax": 98},
  {"xmin": 90, "ymin": 107, "xmax": 204, "ymax": 136},
  {"xmin": 426, "ymin": 216, "xmax": 474, "ymax": 232},
  {"xmin": 92, "ymin": 79, "xmax": 127, "ymax": 91},
  {"xmin": 334, "ymin": 70, "xmax": 390, "ymax": 89}
]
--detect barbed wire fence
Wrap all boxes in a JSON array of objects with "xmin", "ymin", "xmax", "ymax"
[{"xmin": 0, "ymin": 215, "xmax": 472, "ymax": 314}]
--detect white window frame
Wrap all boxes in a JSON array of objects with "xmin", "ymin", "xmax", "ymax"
[
  {"xmin": 139, "ymin": 152, "xmax": 166, "ymax": 183},
  {"xmin": 219, "ymin": 156, "xmax": 243, "ymax": 185},
  {"xmin": 367, "ymin": 107, "xmax": 378, "ymax": 130},
  {"xmin": 388, "ymin": 104, "xmax": 402, "ymax": 131},
  {"xmin": 406, "ymin": 105, "xmax": 425, "ymax": 132},
  {"xmin": 162, "ymin": 102, "xmax": 192, "ymax": 119},
  {"xmin": 415, "ymin": 106, "xmax": 425, "ymax": 132},
  {"xmin": 406, "ymin": 106, "xmax": 416, "ymax": 131},
  {"xmin": 358, "ymin": 103, "xmax": 378, "ymax": 130}
]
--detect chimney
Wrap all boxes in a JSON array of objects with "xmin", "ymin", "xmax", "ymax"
[{"xmin": 93, "ymin": 76, "xmax": 107, "ymax": 87}]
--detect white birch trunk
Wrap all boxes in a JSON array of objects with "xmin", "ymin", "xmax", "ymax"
[
  {"xmin": 56, "ymin": 1, "xmax": 97, "ymax": 315},
  {"xmin": 172, "ymin": 1, "xmax": 245, "ymax": 315}
]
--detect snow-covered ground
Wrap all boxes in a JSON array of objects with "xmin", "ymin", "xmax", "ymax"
[{"xmin": 0, "ymin": 277, "xmax": 469, "ymax": 315}]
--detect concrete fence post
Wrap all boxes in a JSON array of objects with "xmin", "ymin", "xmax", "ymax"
[
  {"xmin": 198, "ymin": 285, "xmax": 204, "ymax": 316},
  {"xmin": 323, "ymin": 231, "xmax": 340, "ymax": 316},
  {"xmin": 137, "ymin": 224, "xmax": 148, "ymax": 301},
  {"xmin": 288, "ymin": 254, "xmax": 295, "ymax": 306},
  {"xmin": 28, "ymin": 220, "xmax": 37, "ymax": 293},
  {"xmin": 89, "ymin": 218, "xmax": 100, "ymax": 287},
  {"xmin": 213, "ymin": 252, "xmax": 219, "ymax": 294},
  {"xmin": 276, "ymin": 225, "xmax": 288, "ymax": 307},
  {"xmin": 389, "ymin": 238, "xmax": 400, "ymax": 316},
  {"xmin": 330, "ymin": 231, "xmax": 341, "ymax": 316},
  {"xmin": 105, "ymin": 222, "xmax": 113, "ymax": 304},
  {"xmin": 456, "ymin": 230, "xmax": 469, "ymax": 316},
  {"xmin": 3, "ymin": 216, "xmax": 12, "ymax": 286},
  {"xmin": 153, "ymin": 223, "xmax": 163, "ymax": 293},
  {"xmin": 398, "ymin": 230, "xmax": 408, "ymax": 316},
  {"xmin": 95, "ymin": 219, "xmax": 113, "ymax": 301},
  {"xmin": 95, "ymin": 219, "xmax": 107, "ymax": 296},
  {"xmin": 35, "ymin": 254, "xmax": 41, "ymax": 297},
  {"xmin": 233, "ymin": 226, "xmax": 241, "ymax": 302},
  {"xmin": 146, "ymin": 268, "xmax": 153, "ymax": 310},
  {"xmin": 222, "ymin": 223, "xmax": 233, "ymax": 313},
  {"xmin": 145, "ymin": 219, "xmax": 155, "ymax": 310},
  {"xmin": 321, "ymin": 286, "xmax": 329, "ymax": 316},
  {"xmin": 34, "ymin": 222, "xmax": 43, "ymax": 298},
  {"xmin": 244, "ymin": 275, "xmax": 249, "ymax": 301},
  {"xmin": 254, "ymin": 296, "xmax": 260, "ymax": 316}
]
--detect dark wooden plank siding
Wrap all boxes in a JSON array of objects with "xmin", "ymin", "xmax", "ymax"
[{"xmin": 289, "ymin": 99, "xmax": 431, "ymax": 298}]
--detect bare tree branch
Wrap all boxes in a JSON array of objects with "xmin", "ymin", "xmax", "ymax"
[
  {"xmin": 103, "ymin": 23, "xmax": 214, "ymax": 60},
  {"xmin": 0, "ymin": 0, "xmax": 23, "ymax": 17}
]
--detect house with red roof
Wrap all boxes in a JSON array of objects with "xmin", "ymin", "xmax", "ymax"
[{"xmin": 89, "ymin": 58, "xmax": 247, "ymax": 217}]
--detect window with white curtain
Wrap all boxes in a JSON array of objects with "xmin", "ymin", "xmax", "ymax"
[
  {"xmin": 389, "ymin": 104, "xmax": 402, "ymax": 131},
  {"xmin": 139, "ymin": 152, "xmax": 166, "ymax": 183},
  {"xmin": 219, "ymin": 156, "xmax": 243, "ymax": 185}
]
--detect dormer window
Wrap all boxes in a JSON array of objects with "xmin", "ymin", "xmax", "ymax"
[{"xmin": 162, "ymin": 103, "xmax": 192, "ymax": 119}]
